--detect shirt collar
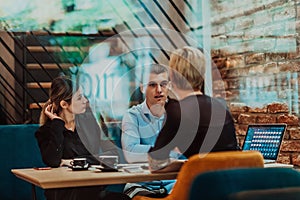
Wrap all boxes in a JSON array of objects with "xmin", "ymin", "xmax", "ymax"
[
  {"xmin": 141, "ymin": 100, "xmax": 165, "ymax": 121},
  {"xmin": 141, "ymin": 100, "xmax": 151, "ymax": 115}
]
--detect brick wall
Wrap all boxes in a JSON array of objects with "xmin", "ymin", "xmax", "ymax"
[
  {"xmin": 210, "ymin": 0, "xmax": 300, "ymax": 106},
  {"xmin": 209, "ymin": 0, "xmax": 300, "ymax": 164}
]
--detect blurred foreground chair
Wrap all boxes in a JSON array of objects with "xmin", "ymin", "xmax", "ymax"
[
  {"xmin": 133, "ymin": 150, "xmax": 264, "ymax": 200},
  {"xmin": 230, "ymin": 187, "xmax": 300, "ymax": 200},
  {"xmin": 189, "ymin": 167, "xmax": 300, "ymax": 200}
]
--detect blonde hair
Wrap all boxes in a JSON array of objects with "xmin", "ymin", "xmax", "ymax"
[
  {"xmin": 169, "ymin": 46, "xmax": 206, "ymax": 90},
  {"xmin": 39, "ymin": 76, "xmax": 78, "ymax": 125}
]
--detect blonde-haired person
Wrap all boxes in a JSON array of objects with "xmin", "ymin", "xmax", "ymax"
[
  {"xmin": 148, "ymin": 46, "xmax": 240, "ymax": 172},
  {"xmin": 35, "ymin": 76, "xmax": 131, "ymax": 200}
]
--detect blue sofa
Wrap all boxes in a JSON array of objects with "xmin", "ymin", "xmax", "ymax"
[
  {"xmin": 0, "ymin": 124, "xmax": 45, "ymax": 200},
  {"xmin": 0, "ymin": 124, "xmax": 125, "ymax": 200}
]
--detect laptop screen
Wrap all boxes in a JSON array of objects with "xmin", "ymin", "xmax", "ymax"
[{"xmin": 242, "ymin": 124, "xmax": 286, "ymax": 160}]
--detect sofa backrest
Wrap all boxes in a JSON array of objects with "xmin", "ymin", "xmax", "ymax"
[{"xmin": 0, "ymin": 124, "xmax": 45, "ymax": 200}]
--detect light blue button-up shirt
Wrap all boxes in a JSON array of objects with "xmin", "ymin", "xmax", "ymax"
[
  {"xmin": 122, "ymin": 100, "xmax": 178, "ymax": 193},
  {"xmin": 121, "ymin": 100, "xmax": 165, "ymax": 163}
]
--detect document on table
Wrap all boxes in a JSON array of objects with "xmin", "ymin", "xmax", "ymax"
[{"xmin": 90, "ymin": 163, "xmax": 149, "ymax": 173}]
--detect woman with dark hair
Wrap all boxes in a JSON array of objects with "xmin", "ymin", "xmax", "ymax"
[{"xmin": 35, "ymin": 76, "xmax": 130, "ymax": 200}]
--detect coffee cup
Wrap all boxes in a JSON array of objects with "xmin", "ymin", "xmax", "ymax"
[
  {"xmin": 70, "ymin": 158, "xmax": 88, "ymax": 169},
  {"xmin": 99, "ymin": 155, "xmax": 118, "ymax": 171}
]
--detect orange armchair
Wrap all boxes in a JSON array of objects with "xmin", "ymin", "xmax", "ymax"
[{"xmin": 133, "ymin": 151, "xmax": 264, "ymax": 200}]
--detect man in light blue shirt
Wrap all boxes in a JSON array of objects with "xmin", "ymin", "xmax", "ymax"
[
  {"xmin": 121, "ymin": 100, "xmax": 165, "ymax": 163},
  {"xmin": 122, "ymin": 64, "xmax": 177, "ymax": 197}
]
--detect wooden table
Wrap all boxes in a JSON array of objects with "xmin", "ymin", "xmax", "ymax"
[{"xmin": 11, "ymin": 167, "xmax": 178, "ymax": 199}]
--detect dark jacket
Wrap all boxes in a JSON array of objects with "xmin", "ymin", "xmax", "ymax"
[
  {"xmin": 35, "ymin": 109, "xmax": 119, "ymax": 200},
  {"xmin": 149, "ymin": 95, "xmax": 240, "ymax": 160}
]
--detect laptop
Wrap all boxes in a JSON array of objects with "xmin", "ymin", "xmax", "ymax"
[{"xmin": 242, "ymin": 124, "xmax": 287, "ymax": 165}]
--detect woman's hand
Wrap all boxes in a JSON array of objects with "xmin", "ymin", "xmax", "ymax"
[
  {"xmin": 45, "ymin": 104, "xmax": 62, "ymax": 120},
  {"xmin": 151, "ymin": 160, "xmax": 186, "ymax": 173},
  {"xmin": 60, "ymin": 159, "xmax": 73, "ymax": 167}
]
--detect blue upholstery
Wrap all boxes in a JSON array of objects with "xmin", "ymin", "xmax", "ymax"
[
  {"xmin": 189, "ymin": 168, "xmax": 300, "ymax": 200},
  {"xmin": 0, "ymin": 124, "xmax": 125, "ymax": 200},
  {"xmin": 0, "ymin": 124, "xmax": 45, "ymax": 200}
]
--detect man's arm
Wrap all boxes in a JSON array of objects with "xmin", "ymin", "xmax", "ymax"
[{"xmin": 121, "ymin": 111, "xmax": 151, "ymax": 163}]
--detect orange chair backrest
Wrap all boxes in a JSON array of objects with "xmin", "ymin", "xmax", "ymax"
[
  {"xmin": 133, "ymin": 150, "xmax": 264, "ymax": 200},
  {"xmin": 170, "ymin": 151, "xmax": 264, "ymax": 200}
]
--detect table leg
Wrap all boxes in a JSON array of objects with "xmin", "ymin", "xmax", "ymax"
[{"xmin": 31, "ymin": 184, "xmax": 37, "ymax": 200}]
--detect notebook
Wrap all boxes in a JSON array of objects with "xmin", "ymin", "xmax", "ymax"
[{"xmin": 242, "ymin": 124, "xmax": 287, "ymax": 164}]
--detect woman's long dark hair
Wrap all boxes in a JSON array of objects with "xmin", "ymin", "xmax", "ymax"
[{"xmin": 39, "ymin": 76, "xmax": 79, "ymax": 125}]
